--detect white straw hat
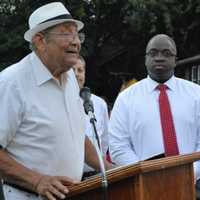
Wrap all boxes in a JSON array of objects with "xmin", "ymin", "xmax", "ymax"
[{"xmin": 24, "ymin": 2, "xmax": 84, "ymax": 42}]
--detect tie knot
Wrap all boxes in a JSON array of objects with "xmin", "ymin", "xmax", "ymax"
[{"xmin": 157, "ymin": 84, "xmax": 167, "ymax": 91}]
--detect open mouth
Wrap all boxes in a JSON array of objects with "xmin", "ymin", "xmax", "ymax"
[
  {"xmin": 66, "ymin": 52, "xmax": 77, "ymax": 54},
  {"xmin": 65, "ymin": 50, "xmax": 78, "ymax": 54}
]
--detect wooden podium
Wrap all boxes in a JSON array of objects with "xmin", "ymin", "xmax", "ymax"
[{"xmin": 66, "ymin": 152, "xmax": 200, "ymax": 200}]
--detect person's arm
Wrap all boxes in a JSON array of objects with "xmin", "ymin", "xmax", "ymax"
[
  {"xmin": 0, "ymin": 149, "xmax": 42, "ymax": 191},
  {"xmin": 100, "ymin": 100, "xmax": 109, "ymax": 155},
  {"xmin": 109, "ymin": 93, "xmax": 139, "ymax": 165},
  {"xmin": 0, "ymin": 149, "xmax": 78, "ymax": 200},
  {"xmin": 193, "ymin": 99, "xmax": 200, "ymax": 182},
  {"xmin": 85, "ymin": 136, "xmax": 113, "ymax": 171}
]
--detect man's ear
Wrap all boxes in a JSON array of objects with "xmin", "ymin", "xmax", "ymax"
[
  {"xmin": 144, "ymin": 55, "xmax": 148, "ymax": 67},
  {"xmin": 32, "ymin": 33, "xmax": 47, "ymax": 52},
  {"xmin": 174, "ymin": 56, "xmax": 178, "ymax": 68}
]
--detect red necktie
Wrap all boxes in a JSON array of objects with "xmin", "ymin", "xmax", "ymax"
[{"xmin": 157, "ymin": 84, "xmax": 179, "ymax": 156}]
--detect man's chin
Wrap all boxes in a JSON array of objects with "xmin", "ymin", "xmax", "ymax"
[
  {"xmin": 64, "ymin": 58, "xmax": 78, "ymax": 67},
  {"xmin": 155, "ymin": 75, "xmax": 172, "ymax": 83}
]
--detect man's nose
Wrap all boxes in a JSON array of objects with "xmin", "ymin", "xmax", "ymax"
[
  {"xmin": 71, "ymin": 34, "xmax": 81, "ymax": 44},
  {"xmin": 71, "ymin": 36, "xmax": 81, "ymax": 51},
  {"xmin": 154, "ymin": 52, "xmax": 165, "ymax": 60}
]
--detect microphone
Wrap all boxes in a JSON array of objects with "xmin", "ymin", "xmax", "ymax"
[
  {"xmin": 79, "ymin": 87, "xmax": 108, "ymax": 200},
  {"xmin": 79, "ymin": 87, "xmax": 94, "ymax": 115},
  {"xmin": 80, "ymin": 87, "xmax": 98, "ymax": 146},
  {"xmin": 79, "ymin": 87, "xmax": 91, "ymax": 101}
]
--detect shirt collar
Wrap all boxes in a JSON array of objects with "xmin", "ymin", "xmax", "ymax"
[
  {"xmin": 147, "ymin": 75, "xmax": 176, "ymax": 93},
  {"xmin": 30, "ymin": 52, "xmax": 54, "ymax": 86}
]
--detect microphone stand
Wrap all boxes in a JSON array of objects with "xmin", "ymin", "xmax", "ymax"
[
  {"xmin": 87, "ymin": 111, "xmax": 108, "ymax": 200},
  {"xmin": 0, "ymin": 179, "xmax": 5, "ymax": 200},
  {"xmin": 80, "ymin": 87, "xmax": 108, "ymax": 200}
]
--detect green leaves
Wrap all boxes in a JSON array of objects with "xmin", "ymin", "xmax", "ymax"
[{"xmin": 1, "ymin": 0, "xmax": 200, "ymax": 72}]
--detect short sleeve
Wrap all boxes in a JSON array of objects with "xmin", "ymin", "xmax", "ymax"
[{"xmin": 0, "ymin": 79, "xmax": 23, "ymax": 148}]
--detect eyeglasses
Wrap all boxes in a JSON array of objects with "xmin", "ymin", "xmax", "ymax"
[
  {"xmin": 46, "ymin": 32, "xmax": 85, "ymax": 43},
  {"xmin": 146, "ymin": 49, "xmax": 176, "ymax": 58}
]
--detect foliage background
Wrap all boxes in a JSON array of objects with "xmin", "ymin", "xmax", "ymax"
[{"xmin": 1, "ymin": 0, "xmax": 200, "ymax": 102}]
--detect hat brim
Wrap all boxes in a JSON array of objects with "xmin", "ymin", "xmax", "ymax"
[{"xmin": 24, "ymin": 19, "xmax": 84, "ymax": 42}]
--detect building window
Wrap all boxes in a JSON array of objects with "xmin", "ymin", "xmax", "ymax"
[{"xmin": 191, "ymin": 65, "xmax": 200, "ymax": 84}]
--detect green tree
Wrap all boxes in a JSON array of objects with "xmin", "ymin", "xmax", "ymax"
[{"xmin": 1, "ymin": 0, "xmax": 200, "ymax": 101}]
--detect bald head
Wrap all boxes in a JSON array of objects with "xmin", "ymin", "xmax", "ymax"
[{"xmin": 146, "ymin": 34, "xmax": 177, "ymax": 56}]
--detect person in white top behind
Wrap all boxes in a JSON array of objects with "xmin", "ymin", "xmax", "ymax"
[
  {"xmin": 73, "ymin": 56, "xmax": 110, "ymax": 177},
  {"xmin": 109, "ymin": 34, "xmax": 200, "ymax": 198}
]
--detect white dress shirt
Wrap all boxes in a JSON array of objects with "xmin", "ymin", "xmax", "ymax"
[
  {"xmin": 109, "ymin": 76, "xmax": 200, "ymax": 180},
  {"xmin": 84, "ymin": 94, "xmax": 109, "ymax": 172},
  {"xmin": 0, "ymin": 52, "xmax": 85, "ymax": 199}
]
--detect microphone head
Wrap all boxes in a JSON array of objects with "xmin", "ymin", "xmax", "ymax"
[
  {"xmin": 83, "ymin": 100, "xmax": 94, "ymax": 114},
  {"xmin": 79, "ymin": 87, "xmax": 91, "ymax": 101},
  {"xmin": 79, "ymin": 87, "xmax": 94, "ymax": 114}
]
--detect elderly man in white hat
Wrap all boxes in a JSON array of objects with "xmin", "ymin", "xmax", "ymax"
[{"xmin": 0, "ymin": 2, "xmax": 111, "ymax": 200}]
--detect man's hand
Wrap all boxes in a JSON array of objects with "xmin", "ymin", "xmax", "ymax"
[{"xmin": 35, "ymin": 175, "xmax": 79, "ymax": 200}]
